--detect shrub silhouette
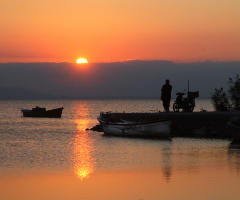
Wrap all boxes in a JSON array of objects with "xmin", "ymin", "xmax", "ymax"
[{"xmin": 211, "ymin": 74, "xmax": 240, "ymax": 111}]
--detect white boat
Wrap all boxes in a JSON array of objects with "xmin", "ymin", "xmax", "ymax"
[
  {"xmin": 97, "ymin": 114, "xmax": 171, "ymax": 137},
  {"xmin": 227, "ymin": 121, "xmax": 240, "ymax": 141}
]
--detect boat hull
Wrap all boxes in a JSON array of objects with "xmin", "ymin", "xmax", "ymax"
[
  {"xmin": 98, "ymin": 115, "xmax": 171, "ymax": 137},
  {"xmin": 102, "ymin": 121, "xmax": 171, "ymax": 137},
  {"xmin": 228, "ymin": 122, "xmax": 240, "ymax": 141},
  {"xmin": 22, "ymin": 107, "xmax": 64, "ymax": 118}
]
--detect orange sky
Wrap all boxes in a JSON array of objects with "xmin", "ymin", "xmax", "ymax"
[{"xmin": 0, "ymin": 0, "xmax": 240, "ymax": 63}]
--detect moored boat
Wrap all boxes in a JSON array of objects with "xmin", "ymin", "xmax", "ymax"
[
  {"xmin": 97, "ymin": 113, "xmax": 171, "ymax": 137},
  {"xmin": 21, "ymin": 106, "xmax": 64, "ymax": 118},
  {"xmin": 227, "ymin": 121, "xmax": 240, "ymax": 141}
]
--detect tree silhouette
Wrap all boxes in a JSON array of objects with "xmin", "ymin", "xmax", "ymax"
[{"xmin": 211, "ymin": 74, "xmax": 240, "ymax": 111}]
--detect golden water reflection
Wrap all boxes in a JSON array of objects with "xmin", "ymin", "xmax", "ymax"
[{"xmin": 73, "ymin": 118, "xmax": 95, "ymax": 180}]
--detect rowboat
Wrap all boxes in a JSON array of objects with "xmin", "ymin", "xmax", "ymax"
[
  {"xmin": 97, "ymin": 113, "xmax": 171, "ymax": 137},
  {"xmin": 21, "ymin": 106, "xmax": 64, "ymax": 118},
  {"xmin": 227, "ymin": 121, "xmax": 240, "ymax": 141}
]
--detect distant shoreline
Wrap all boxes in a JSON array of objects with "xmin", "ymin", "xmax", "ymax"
[{"xmin": 0, "ymin": 97, "xmax": 212, "ymax": 100}]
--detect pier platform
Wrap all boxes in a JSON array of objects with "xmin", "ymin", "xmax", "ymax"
[{"xmin": 93, "ymin": 111, "xmax": 240, "ymax": 138}]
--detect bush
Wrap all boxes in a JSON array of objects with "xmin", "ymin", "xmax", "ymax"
[
  {"xmin": 211, "ymin": 74, "xmax": 240, "ymax": 111},
  {"xmin": 211, "ymin": 88, "xmax": 230, "ymax": 111},
  {"xmin": 228, "ymin": 74, "xmax": 240, "ymax": 110}
]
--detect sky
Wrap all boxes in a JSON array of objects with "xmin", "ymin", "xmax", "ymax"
[
  {"xmin": 1, "ymin": 0, "xmax": 240, "ymax": 63},
  {"xmin": 1, "ymin": 61, "xmax": 239, "ymax": 99}
]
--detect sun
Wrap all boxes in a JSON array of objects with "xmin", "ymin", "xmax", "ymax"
[{"xmin": 76, "ymin": 58, "xmax": 88, "ymax": 64}]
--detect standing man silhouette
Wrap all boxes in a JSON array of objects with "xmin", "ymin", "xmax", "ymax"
[{"xmin": 161, "ymin": 79, "xmax": 172, "ymax": 112}]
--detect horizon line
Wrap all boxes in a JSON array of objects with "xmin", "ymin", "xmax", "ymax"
[{"xmin": 1, "ymin": 59, "xmax": 240, "ymax": 64}]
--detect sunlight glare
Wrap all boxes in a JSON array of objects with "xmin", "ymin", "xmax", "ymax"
[{"xmin": 76, "ymin": 58, "xmax": 88, "ymax": 64}]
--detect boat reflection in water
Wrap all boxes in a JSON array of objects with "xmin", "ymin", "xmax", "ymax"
[
  {"xmin": 228, "ymin": 141, "xmax": 240, "ymax": 174},
  {"xmin": 73, "ymin": 118, "xmax": 95, "ymax": 180}
]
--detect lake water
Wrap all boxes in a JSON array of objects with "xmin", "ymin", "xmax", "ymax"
[{"xmin": 0, "ymin": 99, "xmax": 240, "ymax": 200}]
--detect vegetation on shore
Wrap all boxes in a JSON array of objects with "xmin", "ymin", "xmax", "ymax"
[{"xmin": 211, "ymin": 74, "xmax": 240, "ymax": 111}]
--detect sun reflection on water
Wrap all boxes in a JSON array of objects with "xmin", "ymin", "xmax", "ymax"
[{"xmin": 73, "ymin": 117, "xmax": 95, "ymax": 180}]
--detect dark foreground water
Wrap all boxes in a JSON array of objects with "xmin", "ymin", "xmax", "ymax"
[{"xmin": 0, "ymin": 100, "xmax": 240, "ymax": 200}]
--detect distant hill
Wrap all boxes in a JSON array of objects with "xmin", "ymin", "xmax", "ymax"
[{"xmin": 0, "ymin": 87, "xmax": 56, "ymax": 100}]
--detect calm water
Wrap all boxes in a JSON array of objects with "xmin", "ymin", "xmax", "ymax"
[{"xmin": 0, "ymin": 99, "xmax": 240, "ymax": 200}]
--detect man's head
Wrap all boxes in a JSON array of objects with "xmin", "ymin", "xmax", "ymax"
[{"xmin": 166, "ymin": 79, "xmax": 170, "ymax": 84}]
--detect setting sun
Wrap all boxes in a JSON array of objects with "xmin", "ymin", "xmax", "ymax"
[{"xmin": 76, "ymin": 58, "xmax": 88, "ymax": 64}]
